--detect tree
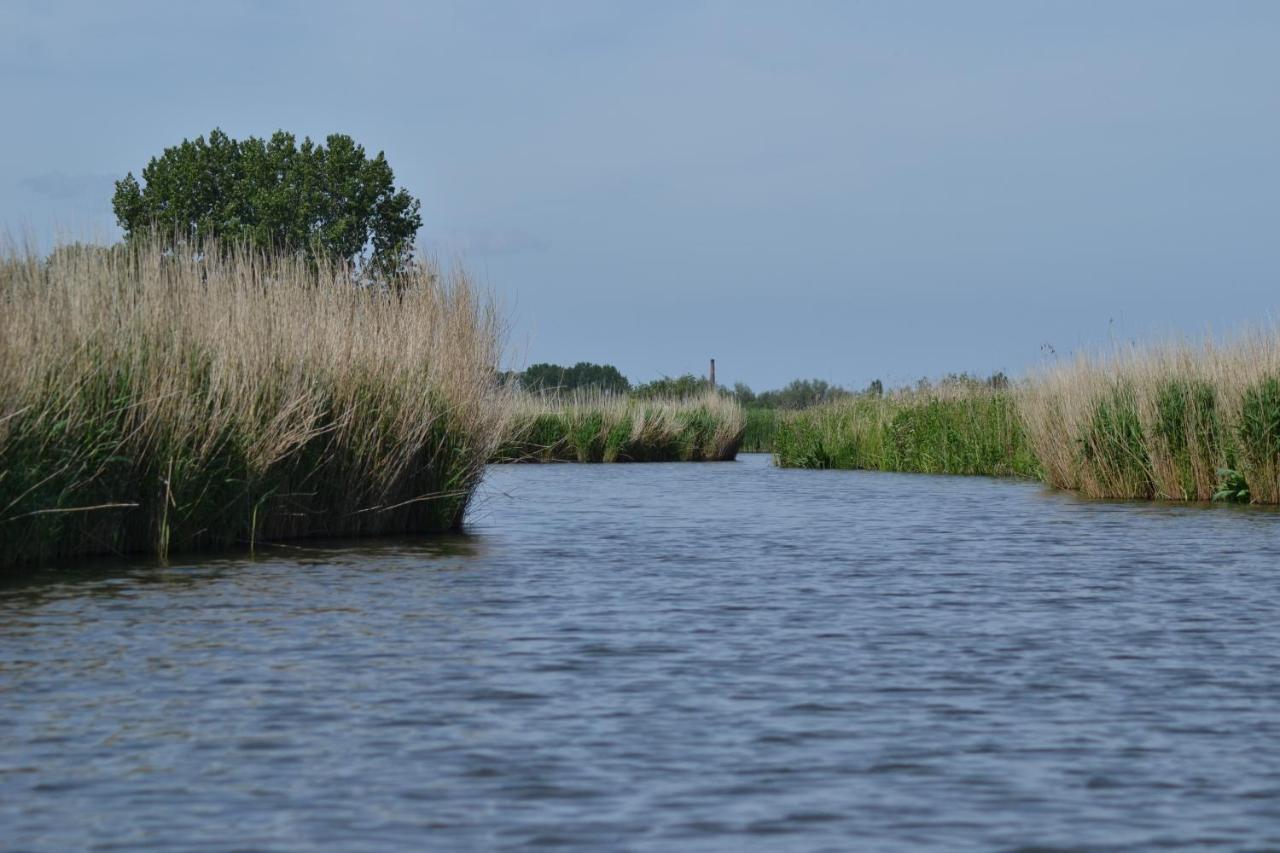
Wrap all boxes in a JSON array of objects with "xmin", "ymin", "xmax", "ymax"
[
  {"xmin": 112, "ymin": 128, "xmax": 422, "ymax": 274},
  {"xmin": 731, "ymin": 382, "xmax": 756, "ymax": 406},
  {"xmin": 756, "ymin": 378, "xmax": 850, "ymax": 410},
  {"xmin": 631, "ymin": 374, "xmax": 712, "ymax": 399},
  {"xmin": 521, "ymin": 362, "xmax": 630, "ymax": 394}
]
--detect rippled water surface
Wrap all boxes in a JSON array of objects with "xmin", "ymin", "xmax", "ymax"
[{"xmin": 4, "ymin": 454, "xmax": 1280, "ymax": 850}]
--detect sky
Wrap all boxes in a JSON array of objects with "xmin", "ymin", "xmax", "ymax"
[{"xmin": 2, "ymin": 1, "xmax": 1278, "ymax": 390}]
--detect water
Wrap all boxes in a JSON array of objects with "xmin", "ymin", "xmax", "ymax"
[{"xmin": 4, "ymin": 454, "xmax": 1280, "ymax": 850}]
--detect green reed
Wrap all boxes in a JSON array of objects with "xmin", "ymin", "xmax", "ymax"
[{"xmin": 772, "ymin": 392, "xmax": 1040, "ymax": 478}]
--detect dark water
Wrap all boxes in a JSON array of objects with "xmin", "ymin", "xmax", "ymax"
[{"xmin": 4, "ymin": 454, "xmax": 1280, "ymax": 851}]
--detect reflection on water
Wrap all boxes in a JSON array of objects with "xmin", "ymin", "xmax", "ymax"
[{"xmin": 3, "ymin": 454, "xmax": 1280, "ymax": 849}]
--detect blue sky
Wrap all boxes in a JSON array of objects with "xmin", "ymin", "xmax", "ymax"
[{"xmin": 3, "ymin": 1, "xmax": 1278, "ymax": 389}]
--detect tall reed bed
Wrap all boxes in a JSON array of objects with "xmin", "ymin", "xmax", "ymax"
[
  {"xmin": 0, "ymin": 242, "xmax": 511, "ymax": 569},
  {"xmin": 496, "ymin": 391, "xmax": 744, "ymax": 463},
  {"xmin": 741, "ymin": 408, "xmax": 781, "ymax": 452},
  {"xmin": 1022, "ymin": 334, "xmax": 1280, "ymax": 502},
  {"xmin": 773, "ymin": 389, "xmax": 1039, "ymax": 477},
  {"xmin": 775, "ymin": 332, "xmax": 1280, "ymax": 504}
]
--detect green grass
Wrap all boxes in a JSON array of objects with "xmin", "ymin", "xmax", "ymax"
[
  {"xmin": 1235, "ymin": 375, "xmax": 1280, "ymax": 503},
  {"xmin": 1151, "ymin": 379, "xmax": 1222, "ymax": 500},
  {"xmin": 772, "ymin": 392, "xmax": 1040, "ymax": 478},
  {"xmin": 741, "ymin": 408, "xmax": 781, "ymax": 452},
  {"xmin": 1077, "ymin": 383, "xmax": 1153, "ymax": 498},
  {"xmin": 776, "ymin": 357, "xmax": 1280, "ymax": 506}
]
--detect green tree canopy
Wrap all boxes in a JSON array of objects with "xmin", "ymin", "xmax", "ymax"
[
  {"xmin": 112, "ymin": 128, "xmax": 422, "ymax": 273},
  {"xmin": 631, "ymin": 374, "xmax": 712, "ymax": 399},
  {"xmin": 521, "ymin": 362, "xmax": 630, "ymax": 394},
  {"xmin": 755, "ymin": 379, "xmax": 851, "ymax": 409}
]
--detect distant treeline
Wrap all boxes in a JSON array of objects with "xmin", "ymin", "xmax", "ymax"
[
  {"xmin": 515, "ymin": 364, "xmax": 715, "ymax": 399},
  {"xmin": 514, "ymin": 362, "xmax": 1011, "ymax": 410},
  {"xmin": 520, "ymin": 362, "xmax": 631, "ymax": 395}
]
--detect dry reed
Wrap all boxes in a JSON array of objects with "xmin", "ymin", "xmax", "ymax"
[
  {"xmin": 0, "ymin": 241, "xmax": 511, "ymax": 568},
  {"xmin": 497, "ymin": 390, "xmax": 745, "ymax": 462},
  {"xmin": 1022, "ymin": 332, "xmax": 1280, "ymax": 501}
]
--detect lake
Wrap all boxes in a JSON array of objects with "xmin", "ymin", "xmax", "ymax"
[{"xmin": 3, "ymin": 453, "xmax": 1280, "ymax": 850}]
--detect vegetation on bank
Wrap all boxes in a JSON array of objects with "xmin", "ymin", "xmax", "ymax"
[
  {"xmin": 0, "ymin": 241, "xmax": 509, "ymax": 569},
  {"xmin": 741, "ymin": 408, "xmax": 782, "ymax": 453},
  {"xmin": 773, "ymin": 338, "xmax": 1280, "ymax": 505},
  {"xmin": 742, "ymin": 374, "xmax": 1011, "ymax": 454},
  {"xmin": 505, "ymin": 366, "xmax": 839, "ymax": 456},
  {"xmin": 773, "ymin": 389, "xmax": 1038, "ymax": 477},
  {"xmin": 1022, "ymin": 337, "xmax": 1280, "ymax": 502},
  {"xmin": 10, "ymin": 239, "xmax": 1270, "ymax": 578},
  {"xmin": 509, "ymin": 370, "xmax": 881, "ymax": 454},
  {"xmin": 496, "ymin": 392, "xmax": 744, "ymax": 463}
]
